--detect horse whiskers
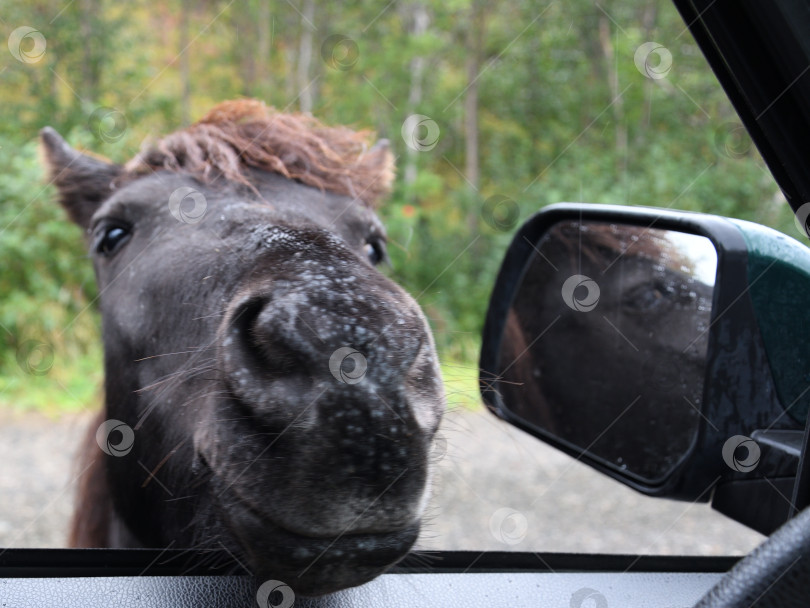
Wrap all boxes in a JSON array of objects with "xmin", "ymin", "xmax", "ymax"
[
  {"xmin": 134, "ymin": 373, "xmax": 214, "ymax": 396},
  {"xmin": 224, "ymin": 460, "xmax": 278, "ymax": 469},
  {"xmin": 188, "ymin": 473, "xmax": 214, "ymax": 491},
  {"xmin": 183, "ymin": 534, "xmax": 252, "ymax": 576},
  {"xmin": 241, "ymin": 432, "xmax": 285, "ymax": 441},
  {"xmin": 165, "ymin": 388, "xmax": 231, "ymax": 413},
  {"xmin": 211, "ymin": 416, "xmax": 255, "ymax": 423},
  {"xmin": 135, "ymin": 331, "xmax": 225, "ymax": 415},
  {"xmin": 157, "ymin": 536, "xmax": 247, "ymax": 575},
  {"xmin": 134, "ymin": 385, "xmax": 228, "ymax": 436},
  {"xmin": 135, "ymin": 362, "xmax": 217, "ymax": 394},
  {"xmin": 402, "ymin": 550, "xmax": 441, "ymax": 569},
  {"xmin": 136, "ymin": 365, "xmax": 216, "ymax": 393},
  {"xmin": 163, "ymin": 494, "xmax": 197, "ymax": 503},
  {"xmin": 134, "ymin": 348, "xmax": 210, "ymax": 362},
  {"xmin": 53, "ymin": 101, "xmax": 446, "ymax": 595},
  {"xmin": 191, "ymin": 308, "xmax": 229, "ymax": 322}
]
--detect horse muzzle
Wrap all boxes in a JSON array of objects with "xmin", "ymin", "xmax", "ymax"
[{"xmin": 197, "ymin": 261, "xmax": 444, "ymax": 594}]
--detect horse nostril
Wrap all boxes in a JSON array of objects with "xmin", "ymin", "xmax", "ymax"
[
  {"xmin": 223, "ymin": 298, "xmax": 309, "ymax": 390},
  {"xmin": 221, "ymin": 290, "xmax": 439, "ymax": 434},
  {"xmin": 251, "ymin": 331, "xmax": 307, "ymax": 381}
]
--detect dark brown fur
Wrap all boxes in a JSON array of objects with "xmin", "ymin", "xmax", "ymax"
[
  {"xmin": 61, "ymin": 102, "xmax": 395, "ymax": 548},
  {"xmin": 69, "ymin": 411, "xmax": 113, "ymax": 547},
  {"xmin": 42, "ymin": 100, "xmax": 444, "ymax": 596},
  {"xmin": 123, "ymin": 99, "xmax": 394, "ymax": 206}
]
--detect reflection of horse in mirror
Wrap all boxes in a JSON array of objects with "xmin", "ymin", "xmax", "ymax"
[
  {"xmin": 500, "ymin": 221, "xmax": 713, "ymax": 480},
  {"xmin": 40, "ymin": 100, "xmax": 445, "ymax": 596}
]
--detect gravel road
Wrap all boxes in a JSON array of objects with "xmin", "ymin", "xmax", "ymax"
[{"xmin": 0, "ymin": 406, "xmax": 764, "ymax": 555}]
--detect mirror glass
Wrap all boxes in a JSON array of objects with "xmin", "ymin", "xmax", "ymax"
[{"xmin": 498, "ymin": 220, "xmax": 717, "ymax": 483}]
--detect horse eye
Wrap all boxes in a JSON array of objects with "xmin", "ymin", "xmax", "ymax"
[
  {"xmin": 364, "ymin": 240, "xmax": 386, "ymax": 265},
  {"xmin": 96, "ymin": 225, "xmax": 131, "ymax": 256},
  {"xmin": 622, "ymin": 282, "xmax": 669, "ymax": 313}
]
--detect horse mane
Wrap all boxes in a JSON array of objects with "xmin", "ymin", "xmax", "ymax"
[
  {"xmin": 69, "ymin": 410, "xmax": 112, "ymax": 547},
  {"xmin": 123, "ymin": 99, "xmax": 394, "ymax": 207},
  {"xmin": 549, "ymin": 221, "xmax": 691, "ymax": 271}
]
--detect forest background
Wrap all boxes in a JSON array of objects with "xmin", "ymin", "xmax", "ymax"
[{"xmin": 0, "ymin": 0, "xmax": 796, "ymax": 412}]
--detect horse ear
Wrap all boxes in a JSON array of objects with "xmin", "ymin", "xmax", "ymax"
[{"xmin": 39, "ymin": 127, "xmax": 122, "ymax": 230}]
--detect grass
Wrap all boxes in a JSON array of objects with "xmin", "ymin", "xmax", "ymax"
[
  {"xmin": 440, "ymin": 359, "xmax": 483, "ymax": 411},
  {"xmin": 0, "ymin": 346, "xmax": 103, "ymax": 416},
  {"xmin": 0, "ymin": 344, "xmax": 481, "ymax": 414}
]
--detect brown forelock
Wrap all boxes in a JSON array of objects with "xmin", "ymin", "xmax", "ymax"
[
  {"xmin": 123, "ymin": 99, "xmax": 394, "ymax": 207},
  {"xmin": 551, "ymin": 221, "xmax": 692, "ymax": 272}
]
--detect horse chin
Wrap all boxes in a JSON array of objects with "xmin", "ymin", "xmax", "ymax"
[{"xmin": 222, "ymin": 491, "xmax": 420, "ymax": 596}]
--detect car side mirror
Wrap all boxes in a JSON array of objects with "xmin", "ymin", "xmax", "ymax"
[{"xmin": 480, "ymin": 203, "xmax": 810, "ymax": 535}]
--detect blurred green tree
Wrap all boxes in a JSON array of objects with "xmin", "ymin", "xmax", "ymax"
[{"xmin": 0, "ymin": 0, "xmax": 797, "ymax": 409}]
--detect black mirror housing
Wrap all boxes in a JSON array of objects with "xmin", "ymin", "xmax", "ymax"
[{"xmin": 480, "ymin": 203, "xmax": 810, "ymax": 535}]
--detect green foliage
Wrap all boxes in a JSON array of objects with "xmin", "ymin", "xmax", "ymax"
[
  {"xmin": 0, "ymin": 0, "xmax": 800, "ymax": 410},
  {"xmin": 0, "ymin": 139, "xmax": 94, "ymax": 348},
  {"xmin": 0, "ymin": 135, "xmax": 103, "ymax": 410}
]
